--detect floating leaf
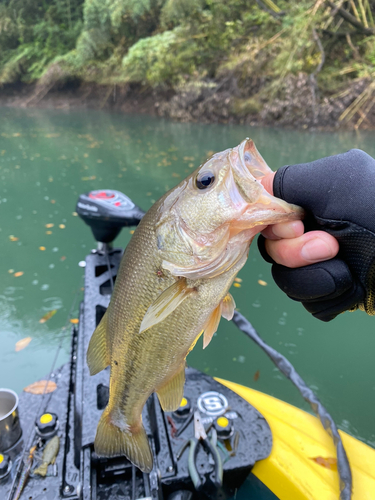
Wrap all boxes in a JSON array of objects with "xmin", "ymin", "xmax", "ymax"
[
  {"xmin": 9, "ymin": 235, "xmax": 19, "ymax": 241},
  {"xmin": 45, "ymin": 133, "xmax": 60, "ymax": 138},
  {"xmin": 258, "ymin": 280, "xmax": 267, "ymax": 286},
  {"xmin": 59, "ymin": 224, "xmax": 65, "ymax": 229},
  {"xmin": 60, "ymin": 256, "xmax": 66, "ymax": 261},
  {"xmin": 50, "ymin": 200, "xmax": 56, "ymax": 204},
  {"xmin": 233, "ymin": 283, "xmax": 241, "ymax": 288},
  {"xmin": 8, "ymin": 269, "xmax": 14, "ymax": 274},
  {"xmin": 310, "ymin": 457, "xmax": 337, "ymax": 470},
  {"xmin": 39, "ymin": 246, "xmax": 46, "ymax": 251},
  {"xmin": 45, "ymin": 223, "xmax": 54, "ymax": 228},
  {"xmin": 24, "ymin": 380, "xmax": 57, "ymax": 394},
  {"xmin": 129, "ymin": 230, "xmax": 135, "ymax": 234},
  {"xmin": 234, "ymin": 277, "xmax": 242, "ymax": 283},
  {"xmin": 46, "ymin": 231, "xmax": 52, "ymax": 235},
  {"xmin": 14, "ymin": 271, "xmax": 24, "ymax": 277},
  {"xmin": 81, "ymin": 176, "xmax": 96, "ymax": 181},
  {"xmin": 97, "ymin": 159, "xmax": 103, "ymax": 163},
  {"xmin": 72, "ymin": 212, "xmax": 78, "ymax": 216},
  {"xmin": 39, "ymin": 309, "xmax": 57, "ymax": 324},
  {"xmin": 254, "ymin": 370, "xmax": 260, "ymax": 382},
  {"xmin": 70, "ymin": 318, "xmax": 79, "ymax": 324},
  {"xmin": 83, "ymin": 153, "xmax": 89, "ymax": 158},
  {"xmin": 12, "ymin": 132, "xmax": 21, "ymax": 137},
  {"xmin": 15, "ymin": 337, "xmax": 32, "ymax": 351}
]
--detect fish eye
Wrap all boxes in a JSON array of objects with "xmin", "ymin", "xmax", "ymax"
[{"xmin": 196, "ymin": 171, "xmax": 215, "ymax": 190}]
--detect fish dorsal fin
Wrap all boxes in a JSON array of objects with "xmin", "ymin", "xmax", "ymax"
[
  {"xmin": 139, "ymin": 278, "xmax": 195, "ymax": 334},
  {"xmin": 87, "ymin": 310, "xmax": 110, "ymax": 376},
  {"xmin": 221, "ymin": 293, "xmax": 236, "ymax": 321},
  {"xmin": 156, "ymin": 363, "xmax": 186, "ymax": 412},
  {"xmin": 203, "ymin": 304, "xmax": 222, "ymax": 349}
]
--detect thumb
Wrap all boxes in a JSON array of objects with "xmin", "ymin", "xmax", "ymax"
[{"xmin": 273, "ymin": 149, "xmax": 373, "ymax": 220}]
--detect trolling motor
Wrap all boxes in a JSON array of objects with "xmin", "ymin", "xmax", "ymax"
[{"xmin": 76, "ymin": 190, "xmax": 145, "ymax": 246}]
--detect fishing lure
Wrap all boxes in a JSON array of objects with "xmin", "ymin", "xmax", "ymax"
[
  {"xmin": 12, "ymin": 444, "xmax": 37, "ymax": 500},
  {"xmin": 33, "ymin": 436, "xmax": 60, "ymax": 477}
]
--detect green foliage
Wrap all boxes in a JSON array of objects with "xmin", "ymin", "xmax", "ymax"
[
  {"xmin": 122, "ymin": 28, "xmax": 197, "ymax": 85},
  {"xmin": 2, "ymin": 0, "xmax": 375, "ymax": 108},
  {"xmin": 0, "ymin": 0, "xmax": 84, "ymax": 84},
  {"xmin": 160, "ymin": 0, "xmax": 205, "ymax": 27}
]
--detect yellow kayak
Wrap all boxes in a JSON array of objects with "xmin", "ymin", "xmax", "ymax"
[{"xmin": 218, "ymin": 378, "xmax": 375, "ymax": 500}]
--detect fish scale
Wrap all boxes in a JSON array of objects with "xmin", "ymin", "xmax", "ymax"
[{"xmin": 86, "ymin": 139, "xmax": 303, "ymax": 472}]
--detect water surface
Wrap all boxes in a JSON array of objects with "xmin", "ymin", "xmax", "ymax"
[{"xmin": 0, "ymin": 107, "xmax": 374, "ymax": 448}]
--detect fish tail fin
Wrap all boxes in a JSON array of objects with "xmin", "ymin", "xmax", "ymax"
[
  {"xmin": 94, "ymin": 408, "xmax": 153, "ymax": 473},
  {"xmin": 87, "ymin": 311, "xmax": 110, "ymax": 375},
  {"xmin": 34, "ymin": 463, "xmax": 48, "ymax": 476}
]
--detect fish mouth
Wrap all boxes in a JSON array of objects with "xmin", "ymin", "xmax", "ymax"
[{"xmin": 228, "ymin": 139, "xmax": 304, "ymax": 229}]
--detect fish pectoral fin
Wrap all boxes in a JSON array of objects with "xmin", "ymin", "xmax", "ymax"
[
  {"xmin": 139, "ymin": 278, "xmax": 195, "ymax": 334},
  {"xmin": 221, "ymin": 293, "xmax": 236, "ymax": 321},
  {"xmin": 95, "ymin": 408, "xmax": 153, "ymax": 473},
  {"xmin": 87, "ymin": 310, "xmax": 110, "ymax": 376},
  {"xmin": 203, "ymin": 304, "xmax": 222, "ymax": 349},
  {"xmin": 156, "ymin": 363, "xmax": 186, "ymax": 412}
]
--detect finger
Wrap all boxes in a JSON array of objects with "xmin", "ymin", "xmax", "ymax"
[
  {"xmin": 260, "ymin": 172, "xmax": 275, "ymax": 195},
  {"xmin": 261, "ymin": 220, "xmax": 305, "ymax": 240},
  {"xmin": 265, "ymin": 231, "xmax": 339, "ymax": 268}
]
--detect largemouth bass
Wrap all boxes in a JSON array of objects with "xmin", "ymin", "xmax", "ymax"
[{"xmin": 87, "ymin": 139, "xmax": 303, "ymax": 472}]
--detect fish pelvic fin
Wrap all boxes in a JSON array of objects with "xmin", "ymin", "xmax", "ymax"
[
  {"xmin": 87, "ymin": 311, "xmax": 110, "ymax": 376},
  {"xmin": 139, "ymin": 278, "xmax": 195, "ymax": 334},
  {"xmin": 202, "ymin": 293, "xmax": 236, "ymax": 349},
  {"xmin": 221, "ymin": 293, "xmax": 236, "ymax": 321},
  {"xmin": 156, "ymin": 363, "xmax": 185, "ymax": 412},
  {"xmin": 94, "ymin": 407, "xmax": 153, "ymax": 473},
  {"xmin": 33, "ymin": 462, "xmax": 48, "ymax": 477}
]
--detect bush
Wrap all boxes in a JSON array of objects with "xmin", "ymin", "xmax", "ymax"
[{"xmin": 122, "ymin": 28, "xmax": 198, "ymax": 85}]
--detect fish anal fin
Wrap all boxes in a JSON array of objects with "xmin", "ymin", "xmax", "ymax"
[
  {"xmin": 203, "ymin": 304, "xmax": 222, "ymax": 349},
  {"xmin": 156, "ymin": 364, "xmax": 185, "ymax": 412},
  {"xmin": 95, "ymin": 408, "xmax": 153, "ymax": 473},
  {"xmin": 87, "ymin": 311, "xmax": 110, "ymax": 376},
  {"xmin": 139, "ymin": 278, "xmax": 195, "ymax": 334},
  {"xmin": 221, "ymin": 293, "xmax": 236, "ymax": 321}
]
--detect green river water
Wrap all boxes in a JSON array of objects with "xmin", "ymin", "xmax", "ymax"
[{"xmin": 0, "ymin": 107, "xmax": 374, "ymax": 451}]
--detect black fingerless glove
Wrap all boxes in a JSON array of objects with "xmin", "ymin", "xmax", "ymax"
[{"xmin": 258, "ymin": 149, "xmax": 375, "ymax": 322}]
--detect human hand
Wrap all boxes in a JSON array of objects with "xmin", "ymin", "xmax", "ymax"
[{"xmin": 259, "ymin": 149, "xmax": 375, "ymax": 321}]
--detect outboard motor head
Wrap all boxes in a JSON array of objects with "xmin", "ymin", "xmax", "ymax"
[{"xmin": 76, "ymin": 190, "xmax": 145, "ymax": 245}]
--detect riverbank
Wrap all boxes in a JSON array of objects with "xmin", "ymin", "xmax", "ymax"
[
  {"xmin": 0, "ymin": 74, "xmax": 373, "ymax": 131},
  {"xmin": 2, "ymin": 1, "xmax": 375, "ymax": 131}
]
